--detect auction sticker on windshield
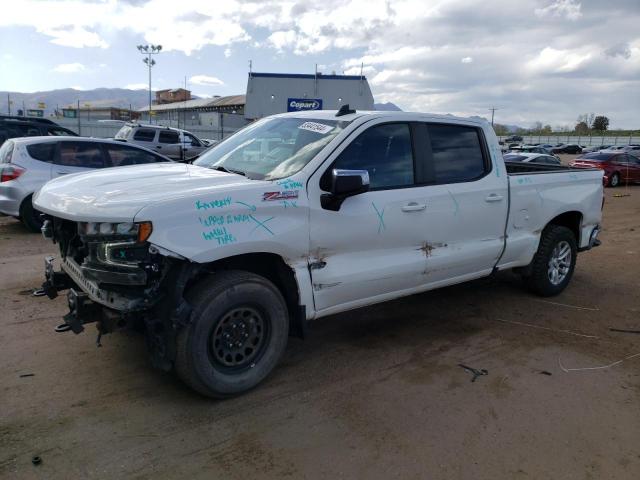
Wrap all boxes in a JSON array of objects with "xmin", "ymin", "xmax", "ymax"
[{"xmin": 298, "ymin": 122, "xmax": 333, "ymax": 134}]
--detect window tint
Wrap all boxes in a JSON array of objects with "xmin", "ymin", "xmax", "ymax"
[
  {"xmin": 56, "ymin": 142, "xmax": 105, "ymax": 168},
  {"xmin": 331, "ymin": 123, "xmax": 414, "ymax": 189},
  {"xmin": 158, "ymin": 130, "xmax": 180, "ymax": 144},
  {"xmin": 27, "ymin": 142, "xmax": 57, "ymax": 162},
  {"xmin": 428, "ymin": 124, "xmax": 486, "ymax": 183},
  {"xmin": 105, "ymin": 144, "xmax": 167, "ymax": 167},
  {"xmin": 133, "ymin": 129, "xmax": 156, "ymax": 142}
]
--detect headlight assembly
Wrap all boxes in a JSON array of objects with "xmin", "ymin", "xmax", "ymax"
[{"xmin": 78, "ymin": 221, "xmax": 152, "ymax": 242}]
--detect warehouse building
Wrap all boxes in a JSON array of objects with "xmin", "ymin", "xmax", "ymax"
[
  {"xmin": 244, "ymin": 72, "xmax": 374, "ymax": 119},
  {"xmin": 137, "ymin": 95, "xmax": 246, "ymax": 127}
]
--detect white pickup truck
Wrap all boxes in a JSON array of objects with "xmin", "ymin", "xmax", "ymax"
[{"xmin": 34, "ymin": 108, "xmax": 603, "ymax": 397}]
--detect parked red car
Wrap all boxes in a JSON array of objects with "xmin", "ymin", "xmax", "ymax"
[{"xmin": 570, "ymin": 151, "xmax": 640, "ymax": 187}]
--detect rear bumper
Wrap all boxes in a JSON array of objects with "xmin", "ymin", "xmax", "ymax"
[{"xmin": 578, "ymin": 225, "xmax": 601, "ymax": 252}]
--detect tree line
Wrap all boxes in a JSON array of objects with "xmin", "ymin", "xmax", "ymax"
[{"xmin": 493, "ymin": 113, "xmax": 611, "ymax": 136}]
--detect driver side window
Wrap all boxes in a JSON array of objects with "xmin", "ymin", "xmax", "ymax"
[{"xmin": 329, "ymin": 123, "xmax": 414, "ymax": 190}]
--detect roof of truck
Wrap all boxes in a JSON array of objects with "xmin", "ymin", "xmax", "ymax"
[{"xmin": 272, "ymin": 109, "xmax": 488, "ymax": 125}]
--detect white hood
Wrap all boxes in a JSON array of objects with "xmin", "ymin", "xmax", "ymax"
[{"xmin": 33, "ymin": 163, "xmax": 264, "ymax": 222}]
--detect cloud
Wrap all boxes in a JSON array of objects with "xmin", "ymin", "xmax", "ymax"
[
  {"xmin": 224, "ymin": 48, "xmax": 232, "ymax": 58},
  {"xmin": 189, "ymin": 75, "xmax": 224, "ymax": 87},
  {"xmin": 53, "ymin": 62, "xmax": 85, "ymax": 73},
  {"xmin": 535, "ymin": 0, "xmax": 582, "ymax": 20},
  {"xmin": 461, "ymin": 57, "xmax": 473, "ymax": 64},
  {"xmin": 526, "ymin": 47, "xmax": 592, "ymax": 73},
  {"xmin": 604, "ymin": 43, "xmax": 632, "ymax": 59}
]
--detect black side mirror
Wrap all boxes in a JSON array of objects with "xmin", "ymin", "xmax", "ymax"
[{"xmin": 321, "ymin": 169, "xmax": 370, "ymax": 211}]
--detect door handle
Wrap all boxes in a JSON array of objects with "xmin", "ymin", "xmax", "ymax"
[
  {"xmin": 56, "ymin": 171, "xmax": 69, "ymax": 175},
  {"xmin": 485, "ymin": 194, "xmax": 504, "ymax": 202},
  {"xmin": 401, "ymin": 202, "xmax": 427, "ymax": 212}
]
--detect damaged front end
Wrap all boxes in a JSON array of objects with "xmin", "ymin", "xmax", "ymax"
[{"xmin": 40, "ymin": 216, "xmax": 195, "ymax": 369}]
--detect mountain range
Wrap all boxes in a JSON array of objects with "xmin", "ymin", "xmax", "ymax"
[{"xmin": 0, "ymin": 88, "xmax": 152, "ymax": 115}]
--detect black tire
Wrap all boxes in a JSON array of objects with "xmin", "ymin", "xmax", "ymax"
[
  {"xmin": 19, "ymin": 195, "xmax": 43, "ymax": 233},
  {"xmin": 608, "ymin": 172, "xmax": 620, "ymax": 188},
  {"xmin": 523, "ymin": 225, "xmax": 577, "ymax": 297},
  {"xmin": 175, "ymin": 271, "xmax": 289, "ymax": 398}
]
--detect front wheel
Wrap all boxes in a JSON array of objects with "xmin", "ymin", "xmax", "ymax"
[
  {"xmin": 522, "ymin": 225, "xmax": 577, "ymax": 297},
  {"xmin": 608, "ymin": 172, "xmax": 620, "ymax": 188},
  {"xmin": 175, "ymin": 271, "xmax": 289, "ymax": 398}
]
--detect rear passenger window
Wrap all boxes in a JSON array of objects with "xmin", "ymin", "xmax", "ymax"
[
  {"xmin": 27, "ymin": 143, "xmax": 57, "ymax": 162},
  {"xmin": 158, "ymin": 131, "xmax": 180, "ymax": 144},
  {"xmin": 105, "ymin": 144, "xmax": 167, "ymax": 167},
  {"xmin": 133, "ymin": 129, "xmax": 156, "ymax": 142},
  {"xmin": 427, "ymin": 124, "xmax": 487, "ymax": 183},
  {"xmin": 330, "ymin": 123, "xmax": 414, "ymax": 189},
  {"xmin": 56, "ymin": 142, "xmax": 105, "ymax": 168}
]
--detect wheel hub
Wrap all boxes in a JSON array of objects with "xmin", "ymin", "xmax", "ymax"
[
  {"xmin": 548, "ymin": 240, "xmax": 572, "ymax": 286},
  {"xmin": 211, "ymin": 307, "xmax": 265, "ymax": 368}
]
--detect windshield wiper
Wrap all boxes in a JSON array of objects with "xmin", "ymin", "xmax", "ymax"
[{"xmin": 211, "ymin": 165, "xmax": 246, "ymax": 177}]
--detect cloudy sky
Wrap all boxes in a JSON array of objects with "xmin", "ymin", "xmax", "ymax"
[{"xmin": 0, "ymin": 0, "xmax": 639, "ymax": 128}]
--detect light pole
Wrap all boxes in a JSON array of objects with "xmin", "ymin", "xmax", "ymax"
[{"xmin": 137, "ymin": 44, "xmax": 162, "ymax": 123}]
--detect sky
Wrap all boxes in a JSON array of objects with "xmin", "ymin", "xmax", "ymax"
[{"xmin": 0, "ymin": 0, "xmax": 639, "ymax": 129}]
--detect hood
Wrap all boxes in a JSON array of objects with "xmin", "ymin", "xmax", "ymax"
[{"xmin": 33, "ymin": 163, "xmax": 264, "ymax": 222}]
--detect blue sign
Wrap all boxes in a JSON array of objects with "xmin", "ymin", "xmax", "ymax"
[{"xmin": 287, "ymin": 98, "xmax": 323, "ymax": 112}]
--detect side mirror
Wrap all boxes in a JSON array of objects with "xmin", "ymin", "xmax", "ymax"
[{"xmin": 321, "ymin": 169, "xmax": 370, "ymax": 211}]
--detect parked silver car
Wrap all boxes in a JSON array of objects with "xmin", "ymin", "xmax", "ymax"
[
  {"xmin": 0, "ymin": 136, "xmax": 170, "ymax": 231},
  {"xmin": 114, "ymin": 123, "xmax": 209, "ymax": 162}
]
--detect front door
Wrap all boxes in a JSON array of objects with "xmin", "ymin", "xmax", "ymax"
[{"xmin": 307, "ymin": 122, "xmax": 431, "ymax": 314}]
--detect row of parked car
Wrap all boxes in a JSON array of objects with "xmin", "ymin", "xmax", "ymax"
[{"xmin": 0, "ymin": 115, "xmax": 214, "ymax": 231}]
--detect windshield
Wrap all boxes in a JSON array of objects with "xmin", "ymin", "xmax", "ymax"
[{"xmin": 194, "ymin": 117, "xmax": 349, "ymax": 180}]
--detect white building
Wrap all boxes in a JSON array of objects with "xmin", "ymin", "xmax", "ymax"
[{"xmin": 244, "ymin": 72, "xmax": 374, "ymax": 120}]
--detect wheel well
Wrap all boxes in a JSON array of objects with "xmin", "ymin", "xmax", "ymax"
[
  {"xmin": 547, "ymin": 211, "xmax": 582, "ymax": 243},
  {"xmin": 194, "ymin": 253, "xmax": 306, "ymax": 338}
]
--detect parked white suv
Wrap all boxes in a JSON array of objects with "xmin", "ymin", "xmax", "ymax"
[
  {"xmin": 35, "ymin": 109, "xmax": 603, "ymax": 397},
  {"xmin": 115, "ymin": 123, "xmax": 209, "ymax": 162}
]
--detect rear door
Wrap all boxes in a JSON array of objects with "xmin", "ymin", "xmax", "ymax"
[
  {"xmin": 156, "ymin": 130, "xmax": 182, "ymax": 159},
  {"xmin": 51, "ymin": 141, "xmax": 106, "ymax": 178},
  {"xmin": 416, "ymin": 122, "xmax": 508, "ymax": 284}
]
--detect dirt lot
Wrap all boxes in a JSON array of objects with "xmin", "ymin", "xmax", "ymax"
[{"xmin": 2, "ymin": 181, "xmax": 640, "ymax": 479}]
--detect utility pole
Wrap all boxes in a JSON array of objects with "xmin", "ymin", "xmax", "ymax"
[
  {"xmin": 7, "ymin": 93, "xmax": 11, "ymax": 115},
  {"xmin": 489, "ymin": 107, "xmax": 498, "ymax": 126},
  {"xmin": 137, "ymin": 44, "xmax": 162, "ymax": 123}
]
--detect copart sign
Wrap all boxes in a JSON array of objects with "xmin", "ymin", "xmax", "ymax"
[{"xmin": 287, "ymin": 98, "xmax": 323, "ymax": 112}]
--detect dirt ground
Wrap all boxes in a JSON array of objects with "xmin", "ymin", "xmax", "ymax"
[{"xmin": 2, "ymin": 171, "xmax": 640, "ymax": 479}]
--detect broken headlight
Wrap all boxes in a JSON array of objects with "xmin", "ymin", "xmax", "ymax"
[{"xmin": 78, "ymin": 221, "xmax": 153, "ymax": 242}]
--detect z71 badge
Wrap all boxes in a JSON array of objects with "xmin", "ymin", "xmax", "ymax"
[{"xmin": 262, "ymin": 191, "xmax": 299, "ymax": 201}]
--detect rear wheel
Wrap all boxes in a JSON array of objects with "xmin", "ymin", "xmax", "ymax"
[
  {"xmin": 522, "ymin": 225, "xmax": 577, "ymax": 297},
  {"xmin": 608, "ymin": 172, "xmax": 620, "ymax": 188},
  {"xmin": 175, "ymin": 271, "xmax": 289, "ymax": 398},
  {"xmin": 19, "ymin": 195, "xmax": 43, "ymax": 233}
]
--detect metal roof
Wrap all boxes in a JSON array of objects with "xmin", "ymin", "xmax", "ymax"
[
  {"xmin": 250, "ymin": 72, "xmax": 366, "ymax": 80},
  {"xmin": 138, "ymin": 94, "xmax": 245, "ymax": 112}
]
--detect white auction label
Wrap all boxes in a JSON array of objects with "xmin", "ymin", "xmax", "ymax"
[{"xmin": 298, "ymin": 122, "xmax": 333, "ymax": 134}]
